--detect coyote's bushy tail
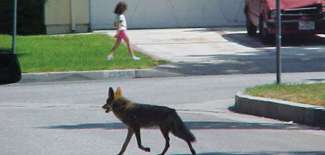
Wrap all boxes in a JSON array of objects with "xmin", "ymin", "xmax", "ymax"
[{"xmin": 170, "ymin": 112, "xmax": 196, "ymax": 142}]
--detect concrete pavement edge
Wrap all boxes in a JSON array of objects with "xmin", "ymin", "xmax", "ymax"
[
  {"xmin": 234, "ymin": 91, "xmax": 325, "ymax": 127},
  {"xmin": 20, "ymin": 69, "xmax": 182, "ymax": 83}
]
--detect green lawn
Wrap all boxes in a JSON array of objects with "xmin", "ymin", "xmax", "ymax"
[
  {"xmin": 246, "ymin": 83, "xmax": 325, "ymax": 107},
  {"xmin": 0, "ymin": 34, "xmax": 163, "ymax": 73}
]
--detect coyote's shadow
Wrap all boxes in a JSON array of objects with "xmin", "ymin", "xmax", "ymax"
[
  {"xmin": 42, "ymin": 121, "xmax": 309, "ymax": 130},
  {"xmin": 172, "ymin": 151, "xmax": 325, "ymax": 155}
]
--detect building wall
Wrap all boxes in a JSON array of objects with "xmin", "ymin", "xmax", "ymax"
[
  {"xmin": 44, "ymin": 0, "xmax": 90, "ymax": 34},
  {"xmin": 44, "ymin": 0, "xmax": 245, "ymax": 33},
  {"xmin": 90, "ymin": 0, "xmax": 245, "ymax": 30}
]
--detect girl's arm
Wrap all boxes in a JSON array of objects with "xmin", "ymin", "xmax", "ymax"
[
  {"xmin": 113, "ymin": 21, "xmax": 122, "ymax": 38},
  {"xmin": 113, "ymin": 20, "xmax": 122, "ymax": 29},
  {"xmin": 113, "ymin": 15, "xmax": 120, "ymax": 28}
]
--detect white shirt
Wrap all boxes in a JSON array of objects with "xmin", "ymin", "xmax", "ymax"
[{"xmin": 115, "ymin": 14, "xmax": 127, "ymax": 31}]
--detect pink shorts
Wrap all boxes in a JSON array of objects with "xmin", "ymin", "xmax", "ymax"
[{"xmin": 116, "ymin": 30, "xmax": 127, "ymax": 42}]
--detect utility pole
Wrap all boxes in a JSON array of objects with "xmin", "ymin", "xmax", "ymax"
[
  {"xmin": 12, "ymin": 0, "xmax": 17, "ymax": 54},
  {"xmin": 276, "ymin": 0, "xmax": 282, "ymax": 84}
]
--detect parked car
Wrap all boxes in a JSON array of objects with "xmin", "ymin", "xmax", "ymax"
[{"xmin": 245, "ymin": 0, "xmax": 325, "ymax": 40}]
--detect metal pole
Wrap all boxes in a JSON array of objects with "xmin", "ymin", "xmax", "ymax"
[
  {"xmin": 276, "ymin": 0, "xmax": 282, "ymax": 84},
  {"xmin": 12, "ymin": 0, "xmax": 17, "ymax": 54},
  {"xmin": 88, "ymin": 0, "xmax": 92, "ymax": 31}
]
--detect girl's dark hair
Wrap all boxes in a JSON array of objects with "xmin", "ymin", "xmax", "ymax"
[{"xmin": 114, "ymin": 1, "xmax": 127, "ymax": 15}]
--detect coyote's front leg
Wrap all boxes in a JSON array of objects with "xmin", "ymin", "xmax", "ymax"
[
  {"xmin": 118, "ymin": 128, "xmax": 133, "ymax": 155},
  {"xmin": 134, "ymin": 127, "xmax": 151, "ymax": 152}
]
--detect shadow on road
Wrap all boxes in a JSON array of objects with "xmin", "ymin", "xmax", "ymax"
[
  {"xmin": 157, "ymin": 50, "xmax": 325, "ymax": 75},
  {"xmin": 307, "ymin": 78, "xmax": 325, "ymax": 82},
  {"xmin": 172, "ymin": 151, "xmax": 325, "ymax": 155},
  {"xmin": 156, "ymin": 30, "xmax": 325, "ymax": 75},
  {"xmin": 184, "ymin": 28, "xmax": 325, "ymax": 47},
  {"xmin": 0, "ymin": 48, "xmax": 11, "ymax": 53},
  {"xmin": 42, "ymin": 121, "xmax": 309, "ymax": 130},
  {"xmin": 0, "ymin": 48, "xmax": 29, "ymax": 58},
  {"xmin": 222, "ymin": 32, "xmax": 325, "ymax": 48}
]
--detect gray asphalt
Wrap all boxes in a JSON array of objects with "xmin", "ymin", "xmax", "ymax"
[{"xmin": 1, "ymin": 73, "xmax": 325, "ymax": 155}]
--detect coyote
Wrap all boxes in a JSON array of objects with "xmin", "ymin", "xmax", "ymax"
[{"xmin": 102, "ymin": 87, "xmax": 196, "ymax": 155}]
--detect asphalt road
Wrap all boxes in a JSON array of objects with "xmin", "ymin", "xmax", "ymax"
[{"xmin": 1, "ymin": 73, "xmax": 325, "ymax": 155}]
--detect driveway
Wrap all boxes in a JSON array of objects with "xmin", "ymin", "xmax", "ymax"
[{"xmin": 104, "ymin": 28, "xmax": 325, "ymax": 75}]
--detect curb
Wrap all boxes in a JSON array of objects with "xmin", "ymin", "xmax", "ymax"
[
  {"xmin": 234, "ymin": 92, "xmax": 325, "ymax": 127},
  {"xmin": 21, "ymin": 69, "xmax": 182, "ymax": 83}
]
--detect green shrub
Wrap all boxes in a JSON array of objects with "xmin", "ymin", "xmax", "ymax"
[{"xmin": 0, "ymin": 0, "xmax": 46, "ymax": 35}]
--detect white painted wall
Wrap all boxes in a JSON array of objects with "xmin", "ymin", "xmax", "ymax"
[{"xmin": 90, "ymin": 0, "xmax": 245, "ymax": 30}]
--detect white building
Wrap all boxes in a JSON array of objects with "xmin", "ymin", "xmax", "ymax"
[
  {"xmin": 90, "ymin": 0, "xmax": 245, "ymax": 30},
  {"xmin": 44, "ymin": 0, "xmax": 245, "ymax": 34}
]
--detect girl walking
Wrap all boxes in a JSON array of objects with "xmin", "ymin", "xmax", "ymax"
[{"xmin": 107, "ymin": 1, "xmax": 140, "ymax": 61}]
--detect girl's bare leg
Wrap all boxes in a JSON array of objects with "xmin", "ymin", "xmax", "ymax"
[
  {"xmin": 124, "ymin": 36, "xmax": 140, "ymax": 60},
  {"xmin": 107, "ymin": 39, "xmax": 121, "ymax": 60}
]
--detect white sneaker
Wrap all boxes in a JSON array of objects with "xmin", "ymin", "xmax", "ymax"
[
  {"xmin": 132, "ymin": 56, "xmax": 140, "ymax": 61},
  {"xmin": 107, "ymin": 55, "xmax": 113, "ymax": 61}
]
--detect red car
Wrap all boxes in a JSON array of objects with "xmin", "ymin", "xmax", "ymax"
[{"xmin": 245, "ymin": 0, "xmax": 325, "ymax": 40}]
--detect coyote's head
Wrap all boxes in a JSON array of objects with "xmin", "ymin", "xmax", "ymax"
[{"xmin": 102, "ymin": 87, "xmax": 123, "ymax": 113}]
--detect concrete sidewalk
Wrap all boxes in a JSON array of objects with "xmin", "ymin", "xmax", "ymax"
[
  {"xmin": 103, "ymin": 28, "xmax": 325, "ymax": 75},
  {"xmin": 20, "ymin": 28, "xmax": 325, "ymax": 83}
]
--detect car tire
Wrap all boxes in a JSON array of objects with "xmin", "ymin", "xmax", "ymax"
[
  {"xmin": 244, "ymin": 6, "xmax": 257, "ymax": 36},
  {"xmin": 258, "ymin": 16, "xmax": 273, "ymax": 43},
  {"xmin": 246, "ymin": 17, "xmax": 257, "ymax": 36}
]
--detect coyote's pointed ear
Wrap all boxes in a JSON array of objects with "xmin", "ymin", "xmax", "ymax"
[
  {"xmin": 108, "ymin": 87, "xmax": 114, "ymax": 99},
  {"xmin": 115, "ymin": 87, "xmax": 123, "ymax": 98}
]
